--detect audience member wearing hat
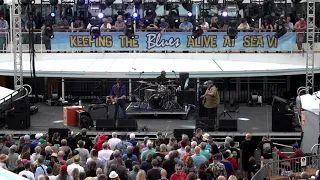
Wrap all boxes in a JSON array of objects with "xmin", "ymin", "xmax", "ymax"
[
  {"xmin": 109, "ymin": 171, "xmax": 119, "ymax": 180},
  {"xmin": 0, "ymin": 154, "xmax": 8, "ymax": 169},
  {"xmin": 55, "ymin": 165, "xmax": 73, "ymax": 180},
  {"xmin": 93, "ymin": 134, "xmax": 108, "ymax": 151}
]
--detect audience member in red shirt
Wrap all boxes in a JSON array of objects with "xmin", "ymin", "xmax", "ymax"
[
  {"xmin": 92, "ymin": 134, "xmax": 108, "ymax": 151},
  {"xmin": 277, "ymin": 144, "xmax": 304, "ymax": 161},
  {"xmin": 226, "ymin": 150, "xmax": 238, "ymax": 171},
  {"xmin": 183, "ymin": 146, "xmax": 194, "ymax": 165},
  {"xmin": 170, "ymin": 164, "xmax": 187, "ymax": 180}
]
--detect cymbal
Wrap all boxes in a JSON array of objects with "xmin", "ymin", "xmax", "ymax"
[
  {"xmin": 165, "ymin": 80, "xmax": 175, "ymax": 83},
  {"xmin": 137, "ymin": 80, "xmax": 148, "ymax": 84},
  {"xmin": 147, "ymin": 83, "xmax": 157, "ymax": 87},
  {"xmin": 146, "ymin": 89, "xmax": 156, "ymax": 92}
]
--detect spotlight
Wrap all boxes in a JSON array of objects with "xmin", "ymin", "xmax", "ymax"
[
  {"xmin": 90, "ymin": 26, "xmax": 100, "ymax": 39},
  {"xmin": 222, "ymin": 11, "xmax": 228, "ymax": 17},
  {"xmin": 97, "ymin": 12, "xmax": 104, "ymax": 19},
  {"xmin": 50, "ymin": 12, "xmax": 56, "ymax": 17},
  {"xmin": 191, "ymin": 25, "xmax": 203, "ymax": 39},
  {"xmin": 132, "ymin": 12, "xmax": 140, "ymax": 20},
  {"xmin": 187, "ymin": 12, "xmax": 193, "ymax": 17}
]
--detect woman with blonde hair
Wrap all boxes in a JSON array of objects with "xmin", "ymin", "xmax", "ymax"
[
  {"xmin": 136, "ymin": 170, "xmax": 146, "ymax": 180},
  {"xmin": 228, "ymin": 175, "xmax": 238, "ymax": 180}
]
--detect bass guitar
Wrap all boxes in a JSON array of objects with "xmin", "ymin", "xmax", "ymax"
[{"xmin": 112, "ymin": 96, "xmax": 127, "ymax": 104}]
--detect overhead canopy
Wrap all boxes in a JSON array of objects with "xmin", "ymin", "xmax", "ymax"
[
  {"xmin": 0, "ymin": 86, "xmax": 16, "ymax": 104},
  {"xmin": 300, "ymin": 92, "xmax": 320, "ymax": 115}
]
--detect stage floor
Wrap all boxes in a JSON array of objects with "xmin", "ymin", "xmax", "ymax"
[{"xmin": 0, "ymin": 103, "xmax": 301, "ymax": 137}]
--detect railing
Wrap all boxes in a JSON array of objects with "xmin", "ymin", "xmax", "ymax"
[
  {"xmin": 252, "ymin": 154, "xmax": 320, "ymax": 180},
  {"xmin": 0, "ymin": 85, "xmax": 31, "ymax": 114},
  {"xmin": 0, "ymin": 29, "xmax": 319, "ymax": 53}
]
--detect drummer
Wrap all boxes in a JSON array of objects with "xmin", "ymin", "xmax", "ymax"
[{"xmin": 156, "ymin": 70, "xmax": 168, "ymax": 85}]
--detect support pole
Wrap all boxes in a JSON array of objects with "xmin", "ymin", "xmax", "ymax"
[
  {"xmin": 11, "ymin": 0, "xmax": 23, "ymax": 90},
  {"xmin": 61, "ymin": 78, "xmax": 65, "ymax": 101},
  {"xmin": 306, "ymin": 0, "xmax": 315, "ymax": 93}
]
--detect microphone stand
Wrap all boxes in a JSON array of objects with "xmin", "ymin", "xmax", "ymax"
[{"xmin": 172, "ymin": 70, "xmax": 179, "ymax": 85}]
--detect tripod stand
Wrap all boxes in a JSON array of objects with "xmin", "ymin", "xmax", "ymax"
[{"xmin": 218, "ymin": 103, "xmax": 232, "ymax": 119}]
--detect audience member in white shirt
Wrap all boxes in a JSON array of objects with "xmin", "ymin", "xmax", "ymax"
[
  {"xmin": 98, "ymin": 142, "xmax": 113, "ymax": 168},
  {"xmin": 67, "ymin": 155, "xmax": 84, "ymax": 175},
  {"xmin": 101, "ymin": 18, "xmax": 112, "ymax": 31},
  {"xmin": 108, "ymin": 132, "xmax": 121, "ymax": 150},
  {"xmin": 18, "ymin": 162, "xmax": 35, "ymax": 180},
  {"xmin": 46, "ymin": 167, "xmax": 56, "ymax": 180},
  {"xmin": 237, "ymin": 19, "xmax": 250, "ymax": 30}
]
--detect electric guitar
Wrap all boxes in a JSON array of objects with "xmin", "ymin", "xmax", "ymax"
[{"xmin": 112, "ymin": 96, "xmax": 127, "ymax": 104}]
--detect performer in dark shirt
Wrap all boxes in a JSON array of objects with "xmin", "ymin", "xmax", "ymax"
[
  {"xmin": 156, "ymin": 71, "xmax": 167, "ymax": 85},
  {"xmin": 110, "ymin": 79, "xmax": 128, "ymax": 120}
]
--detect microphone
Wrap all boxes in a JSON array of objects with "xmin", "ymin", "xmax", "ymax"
[
  {"xmin": 172, "ymin": 70, "xmax": 178, "ymax": 82},
  {"xmin": 138, "ymin": 71, "xmax": 144, "ymax": 79}
]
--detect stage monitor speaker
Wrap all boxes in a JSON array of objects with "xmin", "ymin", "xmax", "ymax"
[
  {"xmin": 6, "ymin": 110, "xmax": 30, "ymax": 130},
  {"xmin": 272, "ymin": 96, "xmax": 288, "ymax": 115},
  {"xmin": 117, "ymin": 118, "xmax": 137, "ymax": 130},
  {"xmin": 272, "ymin": 114, "xmax": 293, "ymax": 132},
  {"xmin": 13, "ymin": 96, "xmax": 30, "ymax": 113},
  {"xmin": 48, "ymin": 128, "xmax": 70, "ymax": 142},
  {"xmin": 179, "ymin": 72, "xmax": 189, "ymax": 91},
  {"xmin": 219, "ymin": 119, "xmax": 238, "ymax": 131},
  {"xmin": 173, "ymin": 129, "xmax": 194, "ymax": 140},
  {"xmin": 196, "ymin": 118, "xmax": 215, "ymax": 130},
  {"xmin": 96, "ymin": 119, "xmax": 115, "ymax": 130}
]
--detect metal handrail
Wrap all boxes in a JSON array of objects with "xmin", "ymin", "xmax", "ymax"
[
  {"xmin": 252, "ymin": 154, "xmax": 320, "ymax": 180},
  {"xmin": 311, "ymin": 144, "xmax": 320, "ymax": 154}
]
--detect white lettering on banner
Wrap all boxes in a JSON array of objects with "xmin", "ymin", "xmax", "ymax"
[{"xmin": 146, "ymin": 33, "xmax": 180, "ymax": 50}]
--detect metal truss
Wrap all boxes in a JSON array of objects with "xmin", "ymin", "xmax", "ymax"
[
  {"xmin": 306, "ymin": 0, "xmax": 315, "ymax": 93},
  {"xmin": 11, "ymin": 0, "xmax": 23, "ymax": 90}
]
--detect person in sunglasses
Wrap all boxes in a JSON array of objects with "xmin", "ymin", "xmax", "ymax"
[{"xmin": 170, "ymin": 164, "xmax": 187, "ymax": 180}]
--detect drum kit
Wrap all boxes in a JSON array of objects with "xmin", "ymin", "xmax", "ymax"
[{"xmin": 131, "ymin": 80, "xmax": 183, "ymax": 110}]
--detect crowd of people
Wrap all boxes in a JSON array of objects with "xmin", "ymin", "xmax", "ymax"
[{"xmin": 0, "ymin": 128, "xmax": 306, "ymax": 180}]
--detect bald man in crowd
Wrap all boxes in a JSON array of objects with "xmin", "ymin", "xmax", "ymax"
[
  {"xmin": 191, "ymin": 146, "xmax": 207, "ymax": 169},
  {"xmin": 240, "ymin": 133, "xmax": 256, "ymax": 173}
]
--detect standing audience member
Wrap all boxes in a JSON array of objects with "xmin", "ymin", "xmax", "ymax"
[
  {"xmin": 128, "ymin": 165, "xmax": 140, "ymax": 180},
  {"xmin": 107, "ymin": 132, "xmax": 121, "ymax": 150},
  {"xmin": 170, "ymin": 164, "xmax": 187, "ymax": 180},
  {"xmin": 114, "ymin": 133, "xmax": 132, "ymax": 155},
  {"xmin": 35, "ymin": 156, "xmax": 48, "ymax": 180},
  {"xmin": 128, "ymin": 133, "xmax": 137, "ymax": 146},
  {"xmin": 7, "ymin": 145, "xmax": 19, "ymax": 171},
  {"xmin": 18, "ymin": 161, "xmax": 35, "ymax": 180},
  {"xmin": 76, "ymin": 140, "xmax": 90, "ymax": 165},
  {"xmin": 56, "ymin": 165, "xmax": 73, "ymax": 180},
  {"xmin": 147, "ymin": 159, "xmax": 161, "ymax": 180},
  {"xmin": 240, "ymin": 133, "xmax": 256, "ymax": 174},
  {"xmin": 209, "ymin": 153, "xmax": 227, "ymax": 179},
  {"xmin": 93, "ymin": 134, "xmax": 108, "ymax": 151},
  {"xmin": 191, "ymin": 147, "xmax": 206, "ymax": 169},
  {"xmin": 79, "ymin": 129, "xmax": 93, "ymax": 151},
  {"xmin": 98, "ymin": 142, "xmax": 113, "ymax": 168}
]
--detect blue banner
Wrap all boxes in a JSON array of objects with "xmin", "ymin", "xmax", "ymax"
[{"xmin": 51, "ymin": 32, "xmax": 296, "ymax": 51}]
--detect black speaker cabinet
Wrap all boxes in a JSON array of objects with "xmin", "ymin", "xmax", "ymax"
[
  {"xmin": 13, "ymin": 96, "xmax": 30, "ymax": 113},
  {"xmin": 6, "ymin": 110, "xmax": 30, "ymax": 130},
  {"xmin": 173, "ymin": 129, "xmax": 194, "ymax": 140},
  {"xmin": 196, "ymin": 118, "xmax": 215, "ymax": 130},
  {"xmin": 272, "ymin": 114, "xmax": 293, "ymax": 132},
  {"xmin": 48, "ymin": 128, "xmax": 71, "ymax": 141},
  {"xmin": 179, "ymin": 72, "xmax": 190, "ymax": 90},
  {"xmin": 89, "ymin": 106, "xmax": 108, "ymax": 120},
  {"xmin": 219, "ymin": 119, "xmax": 238, "ymax": 131},
  {"xmin": 176, "ymin": 90, "xmax": 196, "ymax": 106},
  {"xmin": 117, "ymin": 118, "xmax": 137, "ymax": 130},
  {"xmin": 96, "ymin": 119, "xmax": 115, "ymax": 130}
]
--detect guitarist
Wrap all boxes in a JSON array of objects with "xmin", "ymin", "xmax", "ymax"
[
  {"xmin": 201, "ymin": 80, "xmax": 220, "ymax": 127},
  {"xmin": 110, "ymin": 79, "xmax": 128, "ymax": 121}
]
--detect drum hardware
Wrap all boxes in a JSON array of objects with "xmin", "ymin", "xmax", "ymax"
[
  {"xmin": 146, "ymin": 89, "xmax": 156, "ymax": 92},
  {"xmin": 137, "ymin": 80, "xmax": 148, "ymax": 84},
  {"xmin": 165, "ymin": 80, "xmax": 176, "ymax": 83},
  {"xmin": 147, "ymin": 83, "xmax": 157, "ymax": 87}
]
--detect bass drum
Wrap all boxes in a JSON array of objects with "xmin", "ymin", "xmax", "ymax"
[{"xmin": 149, "ymin": 94, "xmax": 164, "ymax": 109}]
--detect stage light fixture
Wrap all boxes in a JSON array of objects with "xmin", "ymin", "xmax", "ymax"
[
  {"xmin": 97, "ymin": 12, "xmax": 104, "ymax": 18},
  {"xmin": 187, "ymin": 12, "xmax": 193, "ymax": 17},
  {"xmin": 50, "ymin": 12, "xmax": 56, "ymax": 17},
  {"xmin": 191, "ymin": 25, "xmax": 203, "ymax": 39},
  {"xmin": 124, "ymin": 18, "xmax": 135, "ymax": 39},
  {"xmin": 90, "ymin": 0, "xmax": 101, "ymax": 10},
  {"xmin": 226, "ymin": 4, "xmax": 239, "ymax": 39},
  {"xmin": 77, "ymin": 0, "xmax": 85, "ymax": 6},
  {"xmin": 132, "ymin": 12, "xmax": 140, "ymax": 20},
  {"xmin": 222, "ymin": 11, "xmax": 228, "ymax": 17},
  {"xmin": 90, "ymin": 26, "xmax": 101, "ymax": 39},
  {"xmin": 49, "ymin": 0, "xmax": 58, "ymax": 6}
]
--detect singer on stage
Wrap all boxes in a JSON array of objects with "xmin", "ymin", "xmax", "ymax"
[
  {"xmin": 156, "ymin": 71, "xmax": 167, "ymax": 85},
  {"xmin": 201, "ymin": 80, "xmax": 220, "ymax": 126},
  {"xmin": 110, "ymin": 79, "xmax": 128, "ymax": 120}
]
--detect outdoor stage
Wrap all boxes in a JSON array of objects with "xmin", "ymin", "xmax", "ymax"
[{"xmin": 0, "ymin": 103, "xmax": 301, "ymax": 138}]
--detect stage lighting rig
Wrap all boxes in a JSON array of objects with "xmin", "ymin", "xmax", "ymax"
[
  {"xmin": 124, "ymin": 18, "xmax": 135, "ymax": 39},
  {"xmin": 226, "ymin": 3, "xmax": 238, "ymax": 39}
]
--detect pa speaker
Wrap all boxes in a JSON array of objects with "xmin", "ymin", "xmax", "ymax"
[
  {"xmin": 96, "ymin": 119, "xmax": 115, "ymax": 130},
  {"xmin": 219, "ymin": 119, "xmax": 237, "ymax": 131},
  {"xmin": 89, "ymin": 106, "xmax": 108, "ymax": 120},
  {"xmin": 6, "ymin": 111, "xmax": 30, "ymax": 130},
  {"xmin": 272, "ymin": 114, "xmax": 293, "ymax": 132},
  {"xmin": 173, "ymin": 129, "xmax": 194, "ymax": 140},
  {"xmin": 196, "ymin": 118, "xmax": 215, "ymax": 130},
  {"xmin": 117, "ymin": 119, "xmax": 137, "ymax": 130}
]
